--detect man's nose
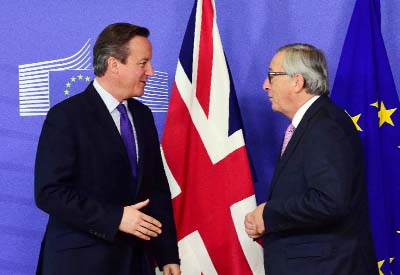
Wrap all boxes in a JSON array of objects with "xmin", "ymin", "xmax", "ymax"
[
  {"xmin": 263, "ymin": 78, "xmax": 271, "ymax": 91},
  {"xmin": 146, "ymin": 63, "xmax": 155, "ymax": 77}
]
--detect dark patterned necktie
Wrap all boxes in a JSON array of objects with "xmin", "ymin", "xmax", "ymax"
[{"xmin": 117, "ymin": 103, "xmax": 138, "ymax": 183}]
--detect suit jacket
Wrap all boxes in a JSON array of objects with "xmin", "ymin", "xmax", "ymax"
[
  {"xmin": 34, "ymin": 83, "xmax": 179, "ymax": 275},
  {"xmin": 262, "ymin": 96, "xmax": 378, "ymax": 275}
]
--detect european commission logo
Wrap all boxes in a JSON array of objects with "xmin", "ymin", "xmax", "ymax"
[{"xmin": 18, "ymin": 40, "xmax": 169, "ymax": 116}]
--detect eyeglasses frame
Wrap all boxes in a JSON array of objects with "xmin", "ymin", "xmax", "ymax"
[{"xmin": 267, "ymin": 71, "xmax": 288, "ymax": 83}]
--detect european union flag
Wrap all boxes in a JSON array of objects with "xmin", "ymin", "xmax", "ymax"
[
  {"xmin": 331, "ymin": 0, "xmax": 400, "ymax": 273},
  {"xmin": 49, "ymin": 70, "xmax": 94, "ymax": 107}
]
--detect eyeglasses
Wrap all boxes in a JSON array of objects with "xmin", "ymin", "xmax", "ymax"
[{"xmin": 267, "ymin": 71, "xmax": 288, "ymax": 83}]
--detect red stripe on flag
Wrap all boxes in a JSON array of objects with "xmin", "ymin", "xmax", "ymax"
[
  {"xmin": 163, "ymin": 83, "xmax": 255, "ymax": 274},
  {"xmin": 196, "ymin": 0, "xmax": 214, "ymax": 117}
]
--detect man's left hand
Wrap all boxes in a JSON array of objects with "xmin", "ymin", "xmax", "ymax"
[{"xmin": 244, "ymin": 202, "xmax": 266, "ymax": 239}]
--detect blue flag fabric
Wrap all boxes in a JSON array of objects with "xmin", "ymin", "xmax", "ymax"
[{"xmin": 331, "ymin": 0, "xmax": 400, "ymax": 273}]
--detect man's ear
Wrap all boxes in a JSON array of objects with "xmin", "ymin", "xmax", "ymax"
[
  {"xmin": 293, "ymin": 73, "xmax": 305, "ymax": 93},
  {"xmin": 107, "ymin": 56, "xmax": 119, "ymax": 74}
]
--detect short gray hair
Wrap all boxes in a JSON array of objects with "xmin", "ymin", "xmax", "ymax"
[{"xmin": 278, "ymin": 43, "xmax": 329, "ymax": 95}]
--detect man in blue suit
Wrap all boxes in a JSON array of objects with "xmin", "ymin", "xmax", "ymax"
[
  {"xmin": 35, "ymin": 23, "xmax": 180, "ymax": 275},
  {"xmin": 245, "ymin": 43, "xmax": 378, "ymax": 274}
]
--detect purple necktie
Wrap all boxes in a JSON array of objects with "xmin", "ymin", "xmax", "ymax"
[
  {"xmin": 281, "ymin": 123, "xmax": 295, "ymax": 157},
  {"xmin": 117, "ymin": 103, "xmax": 138, "ymax": 182}
]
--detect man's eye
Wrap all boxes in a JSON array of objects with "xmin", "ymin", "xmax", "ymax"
[{"xmin": 138, "ymin": 61, "xmax": 147, "ymax": 67}]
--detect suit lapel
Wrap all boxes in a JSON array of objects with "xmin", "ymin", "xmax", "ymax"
[
  {"xmin": 268, "ymin": 96, "xmax": 329, "ymax": 199},
  {"xmin": 84, "ymin": 84, "xmax": 127, "ymax": 152},
  {"xmin": 83, "ymin": 83, "xmax": 134, "ymax": 184}
]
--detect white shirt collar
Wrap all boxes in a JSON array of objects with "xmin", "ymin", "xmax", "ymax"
[
  {"xmin": 292, "ymin": 95, "xmax": 320, "ymax": 128},
  {"xmin": 93, "ymin": 78, "xmax": 125, "ymax": 113}
]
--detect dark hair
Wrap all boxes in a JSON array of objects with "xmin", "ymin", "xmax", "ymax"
[{"xmin": 93, "ymin": 23, "xmax": 150, "ymax": 76}]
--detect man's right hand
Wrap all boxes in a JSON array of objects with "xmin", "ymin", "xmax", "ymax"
[{"xmin": 119, "ymin": 199, "xmax": 162, "ymax": 240}]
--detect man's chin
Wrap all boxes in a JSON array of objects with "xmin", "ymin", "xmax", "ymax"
[{"xmin": 130, "ymin": 90, "xmax": 145, "ymax": 98}]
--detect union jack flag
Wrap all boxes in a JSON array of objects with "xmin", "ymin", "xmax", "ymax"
[{"xmin": 161, "ymin": 0, "xmax": 264, "ymax": 274}]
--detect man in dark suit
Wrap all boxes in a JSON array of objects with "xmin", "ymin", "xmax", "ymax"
[
  {"xmin": 244, "ymin": 43, "xmax": 378, "ymax": 274},
  {"xmin": 35, "ymin": 23, "xmax": 180, "ymax": 275}
]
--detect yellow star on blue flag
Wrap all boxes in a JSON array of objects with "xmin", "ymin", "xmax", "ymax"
[{"xmin": 378, "ymin": 101, "xmax": 397, "ymax": 127}]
